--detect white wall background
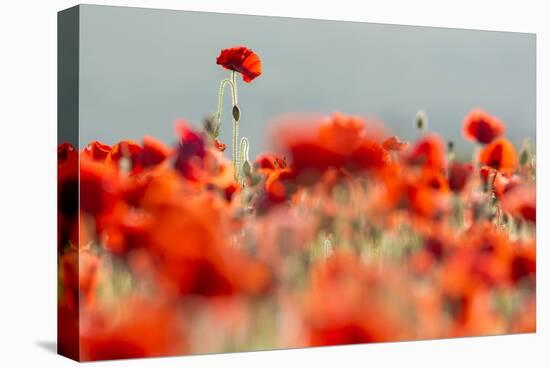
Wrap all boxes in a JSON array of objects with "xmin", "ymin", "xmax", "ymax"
[{"xmin": 0, "ymin": 1, "xmax": 548, "ymax": 366}]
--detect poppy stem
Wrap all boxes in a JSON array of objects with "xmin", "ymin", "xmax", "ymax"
[
  {"xmin": 215, "ymin": 73, "xmax": 241, "ymax": 179},
  {"xmin": 215, "ymin": 78, "xmax": 233, "ymax": 135},
  {"xmin": 230, "ymin": 71, "xmax": 241, "ymax": 179}
]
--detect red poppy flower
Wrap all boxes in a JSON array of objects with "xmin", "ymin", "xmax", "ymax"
[
  {"xmin": 216, "ymin": 46, "xmax": 262, "ymax": 83},
  {"xmin": 409, "ymin": 134, "xmax": 447, "ymax": 171},
  {"xmin": 448, "ymin": 162, "xmax": 473, "ymax": 193},
  {"xmin": 479, "ymin": 138, "xmax": 518, "ymax": 174},
  {"xmin": 83, "ymin": 141, "xmax": 112, "ymax": 161},
  {"xmin": 303, "ymin": 252, "xmax": 413, "ymax": 346},
  {"xmin": 80, "ymin": 297, "xmax": 186, "ymax": 361},
  {"xmin": 79, "ymin": 158, "xmax": 119, "ymax": 216},
  {"xmin": 174, "ymin": 122, "xmax": 206, "ymax": 181},
  {"xmin": 278, "ymin": 113, "xmax": 389, "ymax": 183},
  {"xmin": 265, "ymin": 168, "xmax": 296, "ymax": 203},
  {"xmin": 463, "ymin": 109, "xmax": 505, "ymax": 144},
  {"xmin": 138, "ymin": 136, "xmax": 171, "ymax": 168},
  {"xmin": 500, "ymin": 183, "xmax": 536, "ymax": 223},
  {"xmin": 349, "ymin": 139, "xmax": 390, "ymax": 171},
  {"xmin": 107, "ymin": 140, "xmax": 142, "ymax": 171},
  {"xmin": 255, "ymin": 153, "xmax": 287, "ymax": 171}
]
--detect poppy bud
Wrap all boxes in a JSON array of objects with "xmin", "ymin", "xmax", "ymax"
[
  {"xmin": 203, "ymin": 114, "xmax": 218, "ymax": 137},
  {"xmin": 415, "ymin": 110, "xmax": 428, "ymax": 131},
  {"xmin": 447, "ymin": 140, "xmax": 455, "ymax": 153},
  {"xmin": 242, "ymin": 160, "xmax": 252, "ymax": 176},
  {"xmin": 232, "ymin": 105, "xmax": 241, "ymax": 122},
  {"xmin": 520, "ymin": 149, "xmax": 529, "ymax": 166}
]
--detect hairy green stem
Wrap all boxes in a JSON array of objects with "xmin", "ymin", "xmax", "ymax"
[
  {"xmin": 216, "ymin": 78, "xmax": 233, "ymax": 135},
  {"xmin": 231, "ymin": 71, "xmax": 240, "ymax": 179}
]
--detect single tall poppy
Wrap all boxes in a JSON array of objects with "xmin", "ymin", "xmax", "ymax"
[{"xmin": 216, "ymin": 46, "xmax": 262, "ymax": 83}]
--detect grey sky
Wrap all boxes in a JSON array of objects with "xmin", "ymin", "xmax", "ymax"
[{"xmin": 78, "ymin": 5, "xmax": 536, "ymax": 159}]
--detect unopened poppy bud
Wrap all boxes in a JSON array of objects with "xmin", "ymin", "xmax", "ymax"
[
  {"xmin": 447, "ymin": 140, "xmax": 455, "ymax": 153},
  {"xmin": 203, "ymin": 114, "xmax": 217, "ymax": 137},
  {"xmin": 242, "ymin": 160, "xmax": 252, "ymax": 176},
  {"xmin": 520, "ymin": 149, "xmax": 529, "ymax": 166},
  {"xmin": 232, "ymin": 105, "xmax": 241, "ymax": 122},
  {"xmin": 415, "ymin": 110, "xmax": 428, "ymax": 131}
]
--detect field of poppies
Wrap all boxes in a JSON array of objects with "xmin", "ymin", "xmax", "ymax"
[{"xmin": 57, "ymin": 46, "xmax": 536, "ymax": 361}]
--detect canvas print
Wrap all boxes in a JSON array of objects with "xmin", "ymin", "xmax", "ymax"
[{"xmin": 57, "ymin": 5, "xmax": 536, "ymax": 362}]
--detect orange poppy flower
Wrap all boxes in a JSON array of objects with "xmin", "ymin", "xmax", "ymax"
[
  {"xmin": 463, "ymin": 109, "xmax": 505, "ymax": 144},
  {"xmin": 479, "ymin": 137, "xmax": 518, "ymax": 174},
  {"xmin": 318, "ymin": 113, "xmax": 366, "ymax": 155},
  {"xmin": 216, "ymin": 46, "xmax": 262, "ymax": 83},
  {"xmin": 409, "ymin": 134, "xmax": 447, "ymax": 171},
  {"xmin": 407, "ymin": 168, "xmax": 450, "ymax": 218}
]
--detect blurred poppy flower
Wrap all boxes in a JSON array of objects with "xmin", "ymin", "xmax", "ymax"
[
  {"xmin": 463, "ymin": 109, "xmax": 505, "ymax": 145},
  {"xmin": 137, "ymin": 136, "xmax": 172, "ymax": 168},
  {"xmin": 318, "ymin": 113, "xmax": 366, "ymax": 155},
  {"xmin": 174, "ymin": 122, "xmax": 206, "ymax": 181},
  {"xmin": 107, "ymin": 140, "xmax": 142, "ymax": 171},
  {"xmin": 265, "ymin": 168, "xmax": 296, "ymax": 203},
  {"xmin": 383, "ymin": 136, "xmax": 409, "ymax": 151},
  {"xmin": 303, "ymin": 252, "xmax": 413, "ymax": 345},
  {"xmin": 80, "ymin": 297, "xmax": 186, "ymax": 361},
  {"xmin": 510, "ymin": 241, "xmax": 536, "ymax": 284},
  {"xmin": 278, "ymin": 113, "xmax": 389, "ymax": 183},
  {"xmin": 479, "ymin": 138, "xmax": 518, "ymax": 174},
  {"xmin": 216, "ymin": 46, "xmax": 262, "ymax": 83},
  {"xmin": 349, "ymin": 139, "xmax": 390, "ymax": 171},
  {"xmin": 79, "ymin": 158, "xmax": 119, "ymax": 216},
  {"xmin": 60, "ymin": 250, "xmax": 100, "ymax": 308},
  {"xmin": 409, "ymin": 134, "xmax": 447, "ymax": 171},
  {"xmin": 255, "ymin": 153, "xmax": 287, "ymax": 171},
  {"xmin": 500, "ymin": 183, "xmax": 536, "ymax": 223},
  {"xmin": 448, "ymin": 162, "xmax": 473, "ymax": 193},
  {"xmin": 407, "ymin": 168, "xmax": 450, "ymax": 218}
]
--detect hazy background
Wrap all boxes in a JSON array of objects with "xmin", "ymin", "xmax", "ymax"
[{"xmin": 78, "ymin": 5, "xmax": 536, "ymax": 158}]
